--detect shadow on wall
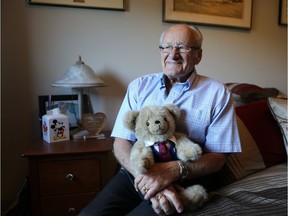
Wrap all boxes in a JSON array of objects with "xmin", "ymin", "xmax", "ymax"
[{"xmin": 90, "ymin": 69, "xmax": 128, "ymax": 130}]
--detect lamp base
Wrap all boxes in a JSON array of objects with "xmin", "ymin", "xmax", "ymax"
[
  {"xmin": 70, "ymin": 128, "xmax": 89, "ymax": 139},
  {"xmin": 70, "ymin": 128, "xmax": 105, "ymax": 140}
]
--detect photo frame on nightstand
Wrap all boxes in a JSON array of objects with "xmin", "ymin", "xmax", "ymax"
[{"xmin": 38, "ymin": 94, "xmax": 90, "ymax": 132}]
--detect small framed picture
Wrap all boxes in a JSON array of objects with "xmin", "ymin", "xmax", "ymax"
[
  {"xmin": 163, "ymin": 0, "xmax": 253, "ymax": 29},
  {"xmin": 38, "ymin": 94, "xmax": 89, "ymax": 131},
  {"xmin": 279, "ymin": 0, "xmax": 287, "ymax": 25}
]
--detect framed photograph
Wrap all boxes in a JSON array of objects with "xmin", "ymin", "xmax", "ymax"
[
  {"xmin": 38, "ymin": 94, "xmax": 89, "ymax": 131},
  {"xmin": 279, "ymin": 0, "xmax": 287, "ymax": 25},
  {"xmin": 28, "ymin": 0, "xmax": 126, "ymax": 11},
  {"xmin": 163, "ymin": 0, "xmax": 253, "ymax": 29}
]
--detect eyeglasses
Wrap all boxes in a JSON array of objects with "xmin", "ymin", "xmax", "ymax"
[{"xmin": 159, "ymin": 44, "xmax": 200, "ymax": 53}]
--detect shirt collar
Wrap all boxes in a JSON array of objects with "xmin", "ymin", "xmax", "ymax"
[
  {"xmin": 144, "ymin": 136, "xmax": 177, "ymax": 147},
  {"xmin": 160, "ymin": 70, "xmax": 198, "ymax": 89}
]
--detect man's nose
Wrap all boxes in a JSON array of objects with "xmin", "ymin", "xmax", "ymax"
[{"xmin": 169, "ymin": 48, "xmax": 181, "ymax": 58}]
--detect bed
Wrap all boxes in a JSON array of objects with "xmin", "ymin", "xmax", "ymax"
[
  {"xmin": 183, "ymin": 83, "xmax": 287, "ymax": 215},
  {"xmin": 184, "ymin": 163, "xmax": 287, "ymax": 216}
]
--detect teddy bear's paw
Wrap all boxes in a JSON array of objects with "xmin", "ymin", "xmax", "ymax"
[
  {"xmin": 132, "ymin": 157, "xmax": 154, "ymax": 174},
  {"xmin": 177, "ymin": 144, "xmax": 202, "ymax": 161},
  {"xmin": 181, "ymin": 185, "xmax": 208, "ymax": 210},
  {"xmin": 134, "ymin": 165, "xmax": 148, "ymax": 174}
]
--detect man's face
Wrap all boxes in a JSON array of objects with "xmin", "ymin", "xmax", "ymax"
[{"xmin": 160, "ymin": 26, "xmax": 202, "ymax": 81}]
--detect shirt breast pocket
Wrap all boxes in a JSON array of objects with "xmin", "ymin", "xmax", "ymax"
[{"xmin": 178, "ymin": 108, "xmax": 210, "ymax": 144}]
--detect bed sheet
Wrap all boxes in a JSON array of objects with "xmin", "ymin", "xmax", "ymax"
[{"xmin": 182, "ymin": 163, "xmax": 287, "ymax": 216}]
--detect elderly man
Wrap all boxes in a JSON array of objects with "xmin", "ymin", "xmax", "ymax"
[{"xmin": 79, "ymin": 24, "xmax": 241, "ymax": 216}]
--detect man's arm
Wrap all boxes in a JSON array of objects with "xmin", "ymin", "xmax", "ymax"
[
  {"xmin": 134, "ymin": 152, "xmax": 227, "ymax": 200},
  {"xmin": 113, "ymin": 136, "xmax": 227, "ymax": 195},
  {"xmin": 134, "ymin": 152, "xmax": 227, "ymax": 215},
  {"xmin": 185, "ymin": 152, "xmax": 227, "ymax": 178},
  {"xmin": 113, "ymin": 137, "xmax": 137, "ymax": 177}
]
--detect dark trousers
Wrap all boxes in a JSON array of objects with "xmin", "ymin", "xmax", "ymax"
[
  {"xmin": 78, "ymin": 167, "xmax": 227, "ymax": 216},
  {"xmin": 78, "ymin": 168, "xmax": 159, "ymax": 216}
]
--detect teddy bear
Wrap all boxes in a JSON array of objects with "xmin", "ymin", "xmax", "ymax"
[{"xmin": 124, "ymin": 104, "xmax": 208, "ymax": 210}]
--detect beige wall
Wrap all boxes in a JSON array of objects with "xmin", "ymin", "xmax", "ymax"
[{"xmin": 2, "ymin": 0, "xmax": 287, "ymax": 201}]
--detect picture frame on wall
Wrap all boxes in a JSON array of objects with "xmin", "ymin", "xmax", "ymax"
[
  {"xmin": 163, "ymin": 0, "xmax": 253, "ymax": 29},
  {"xmin": 28, "ymin": 0, "xmax": 126, "ymax": 11},
  {"xmin": 38, "ymin": 94, "xmax": 89, "ymax": 131},
  {"xmin": 279, "ymin": 0, "xmax": 287, "ymax": 25}
]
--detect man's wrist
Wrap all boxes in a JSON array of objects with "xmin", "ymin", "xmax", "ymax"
[{"xmin": 176, "ymin": 160, "xmax": 189, "ymax": 180}]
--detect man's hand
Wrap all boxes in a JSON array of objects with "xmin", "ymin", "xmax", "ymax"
[
  {"xmin": 150, "ymin": 185, "xmax": 185, "ymax": 215},
  {"xmin": 134, "ymin": 161, "xmax": 180, "ymax": 200}
]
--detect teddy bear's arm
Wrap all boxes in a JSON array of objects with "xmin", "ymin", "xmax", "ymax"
[
  {"xmin": 130, "ymin": 140, "xmax": 155, "ymax": 174},
  {"xmin": 174, "ymin": 133, "xmax": 202, "ymax": 161}
]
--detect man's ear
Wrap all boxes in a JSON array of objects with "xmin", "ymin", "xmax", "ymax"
[
  {"xmin": 195, "ymin": 49, "xmax": 202, "ymax": 65},
  {"xmin": 124, "ymin": 111, "xmax": 139, "ymax": 132}
]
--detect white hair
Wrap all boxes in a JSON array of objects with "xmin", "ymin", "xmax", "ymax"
[{"xmin": 159, "ymin": 25, "xmax": 203, "ymax": 48}]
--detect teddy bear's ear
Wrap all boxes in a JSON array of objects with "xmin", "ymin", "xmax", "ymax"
[
  {"xmin": 164, "ymin": 104, "xmax": 181, "ymax": 120},
  {"xmin": 124, "ymin": 110, "xmax": 139, "ymax": 132}
]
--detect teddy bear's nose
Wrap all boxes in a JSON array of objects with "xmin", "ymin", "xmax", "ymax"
[{"xmin": 155, "ymin": 120, "xmax": 160, "ymax": 124}]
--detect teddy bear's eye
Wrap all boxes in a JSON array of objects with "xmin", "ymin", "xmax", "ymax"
[
  {"xmin": 164, "ymin": 117, "xmax": 167, "ymax": 122},
  {"xmin": 146, "ymin": 122, "xmax": 150, "ymax": 126}
]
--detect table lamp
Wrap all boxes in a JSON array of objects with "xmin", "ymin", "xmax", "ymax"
[{"xmin": 52, "ymin": 56, "xmax": 106, "ymax": 138}]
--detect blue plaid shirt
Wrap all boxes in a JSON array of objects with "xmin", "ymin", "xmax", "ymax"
[{"xmin": 111, "ymin": 71, "xmax": 241, "ymax": 153}]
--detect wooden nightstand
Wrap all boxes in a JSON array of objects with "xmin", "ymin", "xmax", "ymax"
[{"xmin": 22, "ymin": 132, "xmax": 118, "ymax": 216}]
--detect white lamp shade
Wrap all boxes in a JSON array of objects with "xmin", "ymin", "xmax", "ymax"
[{"xmin": 52, "ymin": 56, "xmax": 105, "ymax": 88}]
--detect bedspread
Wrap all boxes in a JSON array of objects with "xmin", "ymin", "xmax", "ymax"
[{"xmin": 182, "ymin": 163, "xmax": 287, "ymax": 216}]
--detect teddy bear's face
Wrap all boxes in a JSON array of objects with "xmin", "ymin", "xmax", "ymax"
[
  {"xmin": 134, "ymin": 106, "xmax": 177, "ymax": 143},
  {"xmin": 142, "ymin": 108, "xmax": 171, "ymax": 135}
]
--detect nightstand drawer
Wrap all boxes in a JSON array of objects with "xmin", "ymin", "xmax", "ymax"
[
  {"xmin": 41, "ymin": 192, "xmax": 96, "ymax": 216},
  {"xmin": 39, "ymin": 159, "xmax": 101, "ymax": 196}
]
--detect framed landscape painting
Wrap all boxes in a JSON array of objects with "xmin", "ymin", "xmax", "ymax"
[{"xmin": 163, "ymin": 0, "xmax": 253, "ymax": 29}]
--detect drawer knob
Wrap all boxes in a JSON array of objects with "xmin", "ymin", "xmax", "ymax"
[
  {"xmin": 66, "ymin": 173, "xmax": 75, "ymax": 181},
  {"xmin": 68, "ymin": 207, "xmax": 76, "ymax": 214}
]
